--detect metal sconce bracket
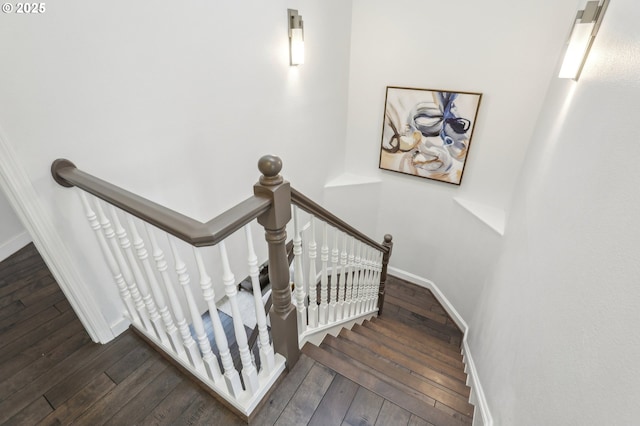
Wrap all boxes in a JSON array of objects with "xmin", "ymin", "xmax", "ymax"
[
  {"xmin": 560, "ymin": 0, "xmax": 610, "ymax": 80},
  {"xmin": 288, "ymin": 9, "xmax": 304, "ymax": 66}
]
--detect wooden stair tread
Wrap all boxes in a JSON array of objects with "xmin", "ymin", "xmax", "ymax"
[
  {"xmin": 321, "ymin": 334, "xmax": 473, "ymax": 418},
  {"xmin": 302, "ymin": 343, "xmax": 470, "ymax": 426},
  {"xmin": 385, "ymin": 278, "xmax": 449, "ymax": 316},
  {"xmin": 369, "ymin": 316, "xmax": 463, "ymax": 358},
  {"xmin": 383, "ymin": 293, "xmax": 450, "ymax": 325},
  {"xmin": 382, "ymin": 303, "xmax": 463, "ymax": 345},
  {"xmin": 345, "ymin": 326, "xmax": 469, "ymax": 394},
  {"xmin": 352, "ymin": 322, "xmax": 464, "ymax": 371}
]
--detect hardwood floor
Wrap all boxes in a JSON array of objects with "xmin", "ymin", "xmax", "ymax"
[
  {"xmin": 0, "ymin": 244, "xmax": 472, "ymax": 425},
  {"xmin": 0, "ymin": 244, "xmax": 245, "ymax": 425},
  {"xmin": 301, "ymin": 276, "xmax": 472, "ymax": 426}
]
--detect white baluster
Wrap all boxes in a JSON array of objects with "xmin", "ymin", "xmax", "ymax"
[
  {"xmin": 78, "ymin": 193, "xmax": 139, "ymax": 324},
  {"xmin": 364, "ymin": 247, "xmax": 374, "ymax": 311},
  {"xmin": 95, "ymin": 201, "xmax": 151, "ymax": 331},
  {"xmin": 360, "ymin": 243, "xmax": 370, "ymax": 314},
  {"xmin": 146, "ymin": 224, "xmax": 195, "ymax": 361},
  {"xmin": 329, "ymin": 228, "xmax": 339, "ymax": 323},
  {"xmin": 130, "ymin": 217, "xmax": 183, "ymax": 354},
  {"xmin": 345, "ymin": 237, "xmax": 355, "ymax": 318},
  {"xmin": 219, "ymin": 241, "xmax": 259, "ymax": 395},
  {"xmin": 337, "ymin": 233, "xmax": 348, "ymax": 321},
  {"xmin": 359, "ymin": 245, "xmax": 370, "ymax": 313},
  {"xmin": 193, "ymin": 249, "xmax": 242, "ymax": 397},
  {"xmin": 307, "ymin": 216, "xmax": 319, "ymax": 328},
  {"xmin": 244, "ymin": 225, "xmax": 275, "ymax": 374},
  {"xmin": 110, "ymin": 206, "xmax": 166, "ymax": 343},
  {"xmin": 358, "ymin": 244, "xmax": 367, "ymax": 314},
  {"xmin": 353, "ymin": 242, "xmax": 363, "ymax": 316},
  {"xmin": 168, "ymin": 239, "xmax": 217, "ymax": 380},
  {"xmin": 319, "ymin": 222, "xmax": 329, "ymax": 325},
  {"xmin": 373, "ymin": 250, "xmax": 383, "ymax": 310},
  {"xmin": 292, "ymin": 206, "xmax": 307, "ymax": 333}
]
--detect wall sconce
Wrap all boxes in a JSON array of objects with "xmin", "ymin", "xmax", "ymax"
[
  {"xmin": 288, "ymin": 9, "xmax": 304, "ymax": 66},
  {"xmin": 558, "ymin": 0, "xmax": 609, "ymax": 80}
]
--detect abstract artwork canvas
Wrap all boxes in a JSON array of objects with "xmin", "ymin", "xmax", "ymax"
[{"xmin": 379, "ymin": 86, "xmax": 482, "ymax": 185}]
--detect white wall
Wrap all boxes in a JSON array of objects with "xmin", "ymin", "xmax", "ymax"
[
  {"xmin": 0, "ymin": 0, "xmax": 353, "ymax": 333},
  {"xmin": 471, "ymin": 1, "xmax": 640, "ymax": 423},
  {"xmin": 338, "ymin": 1, "xmax": 640, "ymax": 422},
  {"xmin": 0, "ymin": 188, "xmax": 30, "ymax": 261},
  {"xmin": 338, "ymin": 0, "xmax": 579, "ymax": 324}
]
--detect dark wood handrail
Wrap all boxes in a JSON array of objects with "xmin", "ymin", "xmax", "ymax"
[
  {"xmin": 51, "ymin": 159, "xmax": 272, "ymax": 247},
  {"xmin": 291, "ymin": 187, "xmax": 389, "ymax": 254}
]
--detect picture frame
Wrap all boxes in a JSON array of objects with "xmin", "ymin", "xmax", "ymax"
[{"xmin": 379, "ymin": 86, "xmax": 482, "ymax": 185}]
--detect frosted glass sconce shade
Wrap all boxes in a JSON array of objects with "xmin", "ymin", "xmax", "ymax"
[
  {"xmin": 288, "ymin": 9, "xmax": 304, "ymax": 66},
  {"xmin": 559, "ymin": 0, "xmax": 609, "ymax": 80}
]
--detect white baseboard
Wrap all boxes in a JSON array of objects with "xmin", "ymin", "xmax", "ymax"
[
  {"xmin": 0, "ymin": 231, "xmax": 31, "ymax": 262},
  {"xmin": 110, "ymin": 316, "xmax": 131, "ymax": 336},
  {"xmin": 387, "ymin": 267, "xmax": 493, "ymax": 426}
]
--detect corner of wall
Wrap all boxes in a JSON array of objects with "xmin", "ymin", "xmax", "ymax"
[{"xmin": 0, "ymin": 128, "xmax": 115, "ymax": 343}]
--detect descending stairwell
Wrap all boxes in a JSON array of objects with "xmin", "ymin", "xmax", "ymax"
[
  {"xmin": 48, "ymin": 155, "xmax": 475, "ymax": 423},
  {"xmin": 302, "ymin": 276, "xmax": 473, "ymax": 425}
]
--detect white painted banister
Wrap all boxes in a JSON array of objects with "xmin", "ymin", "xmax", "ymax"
[
  {"xmin": 290, "ymin": 209, "xmax": 387, "ymax": 346},
  {"xmin": 129, "ymin": 217, "xmax": 183, "ymax": 354},
  {"xmin": 363, "ymin": 246, "xmax": 374, "ymax": 312},
  {"xmin": 146, "ymin": 225, "xmax": 195, "ymax": 362},
  {"xmin": 292, "ymin": 206, "xmax": 307, "ymax": 334},
  {"xmin": 337, "ymin": 233, "xmax": 348, "ymax": 321},
  {"xmin": 346, "ymin": 237, "xmax": 355, "ymax": 318},
  {"xmin": 329, "ymin": 229, "xmax": 339, "ymax": 323},
  {"xmin": 79, "ymin": 192, "xmax": 139, "ymax": 325},
  {"xmin": 219, "ymin": 241, "xmax": 259, "ymax": 395},
  {"xmin": 372, "ymin": 251, "xmax": 383, "ymax": 311},
  {"xmin": 169, "ymin": 239, "xmax": 220, "ymax": 382},
  {"xmin": 193, "ymin": 248, "xmax": 243, "ymax": 397},
  {"xmin": 53, "ymin": 155, "xmax": 389, "ymax": 420},
  {"xmin": 307, "ymin": 216, "xmax": 318, "ymax": 329},
  {"xmin": 356, "ymin": 242, "xmax": 365, "ymax": 314},
  {"xmin": 319, "ymin": 221, "xmax": 329, "ymax": 326},
  {"xmin": 96, "ymin": 201, "xmax": 152, "ymax": 333},
  {"xmin": 109, "ymin": 206, "xmax": 168, "ymax": 345},
  {"xmin": 244, "ymin": 224, "xmax": 275, "ymax": 374}
]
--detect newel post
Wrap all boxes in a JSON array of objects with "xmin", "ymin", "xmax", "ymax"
[
  {"xmin": 378, "ymin": 234, "xmax": 393, "ymax": 315},
  {"xmin": 254, "ymin": 155, "xmax": 299, "ymax": 370}
]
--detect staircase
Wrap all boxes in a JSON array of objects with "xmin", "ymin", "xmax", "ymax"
[
  {"xmin": 49, "ymin": 155, "xmax": 476, "ymax": 424},
  {"xmin": 302, "ymin": 276, "xmax": 473, "ymax": 425}
]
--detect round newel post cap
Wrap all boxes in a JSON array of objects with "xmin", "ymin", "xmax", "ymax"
[
  {"xmin": 258, "ymin": 155, "xmax": 283, "ymax": 185},
  {"xmin": 383, "ymin": 234, "xmax": 393, "ymax": 244}
]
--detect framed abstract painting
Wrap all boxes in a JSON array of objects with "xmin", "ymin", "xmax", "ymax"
[{"xmin": 379, "ymin": 86, "xmax": 482, "ymax": 185}]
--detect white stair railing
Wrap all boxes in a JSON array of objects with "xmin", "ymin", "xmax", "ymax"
[
  {"xmin": 292, "ymin": 206, "xmax": 307, "ymax": 334},
  {"xmin": 52, "ymin": 155, "xmax": 392, "ymax": 419},
  {"xmin": 78, "ymin": 193, "xmax": 139, "ymax": 325},
  {"xmin": 219, "ymin": 240, "xmax": 259, "ymax": 395},
  {"xmin": 244, "ymin": 224, "xmax": 276, "ymax": 374},
  {"xmin": 193, "ymin": 248, "xmax": 243, "ymax": 397},
  {"xmin": 291, "ymin": 207, "xmax": 386, "ymax": 344},
  {"xmin": 307, "ymin": 216, "xmax": 318, "ymax": 328},
  {"xmin": 74, "ymin": 191, "xmax": 286, "ymax": 417},
  {"xmin": 111, "ymin": 207, "xmax": 168, "ymax": 345}
]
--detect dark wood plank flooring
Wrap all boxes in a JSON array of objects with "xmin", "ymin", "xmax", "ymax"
[
  {"xmin": 300, "ymin": 275, "xmax": 472, "ymax": 426},
  {"xmin": 0, "ymin": 243, "xmax": 472, "ymax": 425}
]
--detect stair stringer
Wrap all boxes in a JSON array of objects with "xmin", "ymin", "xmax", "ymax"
[{"xmin": 298, "ymin": 308, "xmax": 378, "ymax": 348}]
